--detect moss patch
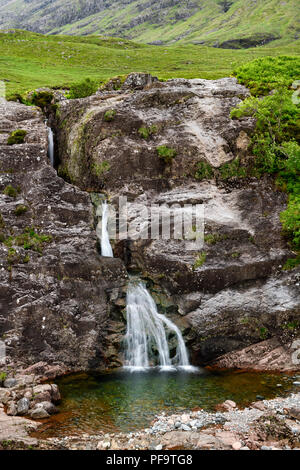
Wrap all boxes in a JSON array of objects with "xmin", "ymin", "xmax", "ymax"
[
  {"xmin": 157, "ymin": 145, "xmax": 177, "ymax": 164},
  {"xmin": 14, "ymin": 205, "xmax": 28, "ymax": 216},
  {"xmin": 3, "ymin": 227, "xmax": 52, "ymax": 255},
  {"xmin": 3, "ymin": 185, "xmax": 19, "ymax": 198},
  {"xmin": 7, "ymin": 130, "xmax": 27, "ymax": 145},
  {"xmin": 91, "ymin": 161, "xmax": 110, "ymax": 177},
  {"xmin": 138, "ymin": 125, "xmax": 158, "ymax": 139},
  {"xmin": 104, "ymin": 109, "xmax": 116, "ymax": 122}
]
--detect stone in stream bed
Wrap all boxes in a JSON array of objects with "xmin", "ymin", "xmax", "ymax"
[
  {"xmin": 30, "ymin": 407, "xmax": 50, "ymax": 419},
  {"xmin": 17, "ymin": 397, "xmax": 30, "ymax": 416},
  {"xmin": 3, "ymin": 378, "xmax": 17, "ymax": 389}
]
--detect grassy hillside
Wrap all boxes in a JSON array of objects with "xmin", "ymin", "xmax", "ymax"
[
  {"xmin": 0, "ymin": 0, "xmax": 299, "ymax": 47},
  {"xmin": 0, "ymin": 29, "xmax": 299, "ymax": 98}
]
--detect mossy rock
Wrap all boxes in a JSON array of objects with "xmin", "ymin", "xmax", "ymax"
[{"xmin": 7, "ymin": 130, "xmax": 27, "ymax": 145}]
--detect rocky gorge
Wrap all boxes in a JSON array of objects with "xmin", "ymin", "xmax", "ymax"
[{"xmin": 0, "ymin": 73, "xmax": 299, "ymax": 448}]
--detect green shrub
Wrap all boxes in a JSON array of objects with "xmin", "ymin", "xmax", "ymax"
[
  {"xmin": 259, "ymin": 327, "xmax": 269, "ymax": 340},
  {"xmin": 195, "ymin": 161, "xmax": 214, "ymax": 180},
  {"xmin": 0, "ymin": 372, "xmax": 7, "ymax": 385},
  {"xmin": 233, "ymin": 56, "xmax": 300, "ymax": 96},
  {"xmin": 218, "ymin": 158, "xmax": 247, "ymax": 180},
  {"xmin": 3, "ymin": 227, "xmax": 52, "ymax": 255},
  {"xmin": 3, "ymin": 185, "xmax": 19, "ymax": 198},
  {"xmin": 104, "ymin": 109, "xmax": 116, "ymax": 122},
  {"xmin": 276, "ymin": 141, "xmax": 300, "ymax": 193},
  {"xmin": 138, "ymin": 125, "xmax": 158, "ymax": 139},
  {"xmin": 280, "ymin": 194, "xmax": 300, "ymax": 250},
  {"xmin": 23, "ymin": 254, "xmax": 30, "ymax": 264},
  {"xmin": 157, "ymin": 145, "xmax": 177, "ymax": 164},
  {"xmin": 91, "ymin": 161, "xmax": 110, "ymax": 177},
  {"xmin": 283, "ymin": 255, "xmax": 300, "ymax": 270},
  {"xmin": 232, "ymin": 58, "xmax": 300, "ymax": 267},
  {"xmin": 231, "ymin": 91, "xmax": 300, "ymax": 155},
  {"xmin": 7, "ymin": 93, "xmax": 24, "ymax": 103},
  {"xmin": 29, "ymin": 90, "xmax": 53, "ymax": 109},
  {"xmin": 7, "ymin": 129, "xmax": 27, "ymax": 145},
  {"xmin": 7, "ymin": 247, "xmax": 20, "ymax": 266},
  {"xmin": 193, "ymin": 251, "xmax": 206, "ymax": 270},
  {"xmin": 67, "ymin": 78, "xmax": 98, "ymax": 99},
  {"xmin": 204, "ymin": 233, "xmax": 228, "ymax": 245},
  {"xmin": 14, "ymin": 205, "xmax": 28, "ymax": 216},
  {"xmin": 0, "ymin": 213, "xmax": 5, "ymax": 229}
]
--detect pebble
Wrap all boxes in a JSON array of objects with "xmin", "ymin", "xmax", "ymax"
[
  {"xmin": 181, "ymin": 424, "xmax": 191, "ymax": 431},
  {"xmin": 232, "ymin": 441, "xmax": 242, "ymax": 450}
]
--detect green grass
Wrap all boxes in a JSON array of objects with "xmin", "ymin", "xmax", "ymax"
[{"xmin": 0, "ymin": 30, "xmax": 299, "ymax": 98}]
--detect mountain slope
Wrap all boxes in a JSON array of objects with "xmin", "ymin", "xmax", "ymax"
[{"xmin": 0, "ymin": 0, "xmax": 299, "ymax": 47}]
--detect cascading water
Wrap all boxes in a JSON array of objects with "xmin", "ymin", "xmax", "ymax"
[
  {"xmin": 100, "ymin": 201, "xmax": 114, "ymax": 257},
  {"xmin": 124, "ymin": 282, "xmax": 194, "ymax": 372},
  {"xmin": 47, "ymin": 126, "xmax": 55, "ymax": 167},
  {"xmin": 98, "ymin": 200, "xmax": 193, "ymax": 371}
]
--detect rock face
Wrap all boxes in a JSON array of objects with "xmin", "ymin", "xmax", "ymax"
[
  {"xmin": 0, "ymin": 99, "xmax": 127, "ymax": 371},
  {"xmin": 53, "ymin": 75, "xmax": 300, "ymax": 371},
  {"xmin": 0, "ymin": 75, "xmax": 299, "ymax": 374},
  {"xmin": 56, "ymin": 77, "xmax": 253, "ymax": 191}
]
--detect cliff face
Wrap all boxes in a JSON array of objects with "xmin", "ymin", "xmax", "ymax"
[
  {"xmin": 53, "ymin": 75, "xmax": 300, "ymax": 371},
  {"xmin": 1, "ymin": 75, "xmax": 299, "ymax": 373},
  {"xmin": 0, "ymin": 99, "xmax": 127, "ymax": 371}
]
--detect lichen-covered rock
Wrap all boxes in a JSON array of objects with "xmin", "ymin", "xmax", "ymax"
[{"xmin": 55, "ymin": 77, "xmax": 253, "ymax": 191}]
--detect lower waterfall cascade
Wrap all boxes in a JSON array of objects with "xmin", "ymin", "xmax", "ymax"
[
  {"xmin": 124, "ymin": 282, "xmax": 195, "ymax": 371},
  {"xmin": 99, "ymin": 199, "xmax": 195, "ymax": 371}
]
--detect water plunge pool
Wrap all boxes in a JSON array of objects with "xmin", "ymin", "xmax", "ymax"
[{"xmin": 34, "ymin": 368, "xmax": 298, "ymax": 438}]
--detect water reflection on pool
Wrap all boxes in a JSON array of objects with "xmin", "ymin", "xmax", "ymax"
[{"xmin": 34, "ymin": 368, "xmax": 297, "ymax": 438}]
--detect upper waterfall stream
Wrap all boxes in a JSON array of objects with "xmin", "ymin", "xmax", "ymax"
[
  {"xmin": 100, "ymin": 201, "xmax": 114, "ymax": 257},
  {"xmin": 47, "ymin": 126, "xmax": 54, "ymax": 167}
]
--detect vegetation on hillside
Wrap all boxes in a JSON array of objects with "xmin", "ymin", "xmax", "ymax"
[
  {"xmin": 0, "ymin": 0, "xmax": 298, "ymax": 48},
  {"xmin": 0, "ymin": 30, "xmax": 299, "ymax": 99},
  {"xmin": 232, "ymin": 58, "xmax": 300, "ymax": 268}
]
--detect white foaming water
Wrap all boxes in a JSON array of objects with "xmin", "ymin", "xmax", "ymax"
[
  {"xmin": 101, "ymin": 201, "xmax": 113, "ymax": 257},
  {"xmin": 47, "ymin": 127, "xmax": 54, "ymax": 167},
  {"xmin": 124, "ymin": 282, "xmax": 196, "ymax": 372}
]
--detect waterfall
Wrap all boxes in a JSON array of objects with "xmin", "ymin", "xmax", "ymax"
[
  {"xmin": 47, "ymin": 127, "xmax": 54, "ymax": 167},
  {"xmin": 101, "ymin": 201, "xmax": 113, "ymax": 257},
  {"xmin": 124, "ymin": 282, "xmax": 194, "ymax": 372}
]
